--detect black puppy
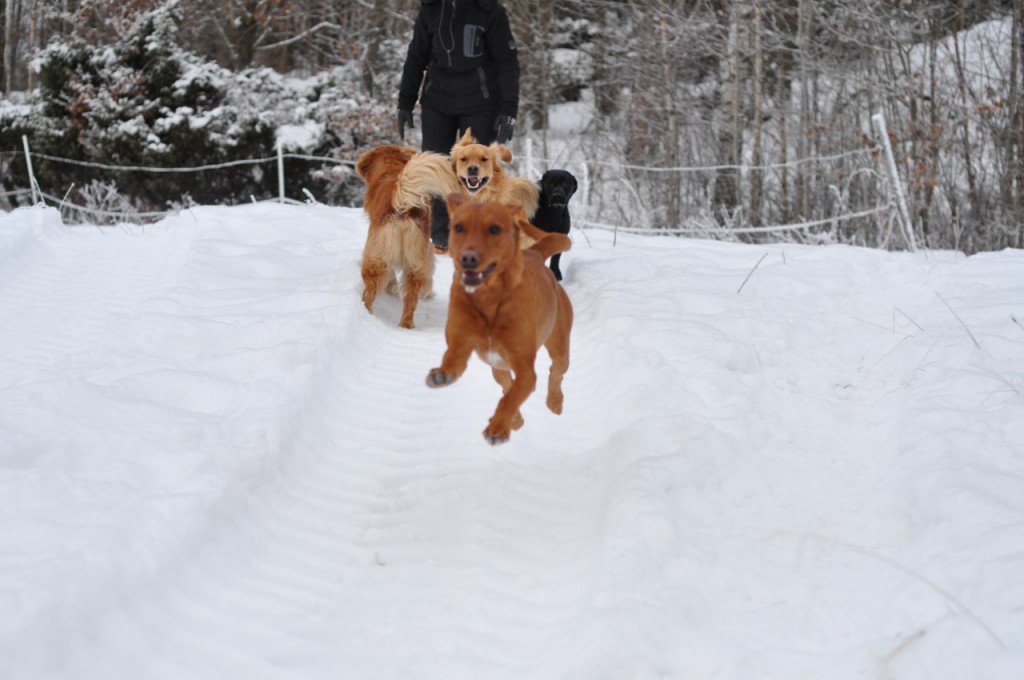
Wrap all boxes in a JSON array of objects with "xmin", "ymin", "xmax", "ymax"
[{"xmin": 529, "ymin": 169, "xmax": 578, "ymax": 281}]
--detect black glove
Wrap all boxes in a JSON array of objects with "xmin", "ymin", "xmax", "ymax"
[
  {"xmin": 397, "ymin": 109, "xmax": 414, "ymax": 141},
  {"xmin": 494, "ymin": 114, "xmax": 516, "ymax": 143}
]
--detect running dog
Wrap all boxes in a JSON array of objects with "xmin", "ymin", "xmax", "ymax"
[
  {"xmin": 426, "ymin": 193, "xmax": 573, "ymax": 445},
  {"xmin": 355, "ymin": 145, "xmax": 460, "ymax": 328},
  {"xmin": 529, "ymin": 169, "xmax": 578, "ymax": 281},
  {"xmin": 449, "ymin": 129, "xmax": 539, "ymax": 220}
]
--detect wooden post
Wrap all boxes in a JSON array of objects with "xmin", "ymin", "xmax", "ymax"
[
  {"xmin": 872, "ymin": 112, "xmax": 917, "ymax": 251},
  {"xmin": 22, "ymin": 135, "xmax": 39, "ymax": 204},
  {"xmin": 277, "ymin": 139, "xmax": 286, "ymax": 203}
]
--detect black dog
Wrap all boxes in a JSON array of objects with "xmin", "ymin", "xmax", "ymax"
[{"xmin": 529, "ymin": 169, "xmax": 578, "ymax": 281}]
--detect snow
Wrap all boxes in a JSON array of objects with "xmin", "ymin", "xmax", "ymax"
[
  {"xmin": 277, "ymin": 120, "xmax": 326, "ymax": 151},
  {"xmin": 1, "ymin": 202, "xmax": 1022, "ymax": 679}
]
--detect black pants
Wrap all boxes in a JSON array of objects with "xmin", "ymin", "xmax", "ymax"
[{"xmin": 421, "ymin": 109, "xmax": 499, "ymax": 248}]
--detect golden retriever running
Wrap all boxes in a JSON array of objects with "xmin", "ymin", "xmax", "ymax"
[
  {"xmin": 449, "ymin": 129, "xmax": 539, "ymax": 220},
  {"xmin": 355, "ymin": 145, "xmax": 460, "ymax": 328},
  {"xmin": 426, "ymin": 193, "xmax": 573, "ymax": 445}
]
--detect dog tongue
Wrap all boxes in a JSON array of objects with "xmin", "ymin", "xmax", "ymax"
[
  {"xmin": 462, "ymin": 270, "xmax": 484, "ymax": 287},
  {"xmin": 467, "ymin": 176, "xmax": 482, "ymax": 189}
]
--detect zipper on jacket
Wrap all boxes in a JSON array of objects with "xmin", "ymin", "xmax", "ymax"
[
  {"xmin": 478, "ymin": 67, "xmax": 489, "ymax": 99},
  {"xmin": 441, "ymin": 0, "xmax": 456, "ymax": 67}
]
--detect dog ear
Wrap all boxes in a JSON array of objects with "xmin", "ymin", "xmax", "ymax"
[
  {"xmin": 355, "ymin": 148, "xmax": 378, "ymax": 179},
  {"xmin": 446, "ymin": 192, "xmax": 466, "ymax": 214},
  {"xmin": 497, "ymin": 145, "xmax": 513, "ymax": 163}
]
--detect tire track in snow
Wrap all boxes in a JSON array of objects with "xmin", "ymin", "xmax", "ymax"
[
  {"xmin": 140, "ymin": 312, "xmax": 609, "ymax": 677},
  {"xmin": 7, "ymin": 205, "xmax": 1024, "ymax": 679},
  {"xmin": 47, "ymin": 207, "xmax": 615, "ymax": 679}
]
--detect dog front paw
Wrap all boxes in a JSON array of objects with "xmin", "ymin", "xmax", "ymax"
[
  {"xmin": 426, "ymin": 368, "xmax": 456, "ymax": 387},
  {"xmin": 483, "ymin": 429, "xmax": 510, "ymax": 446},
  {"xmin": 483, "ymin": 420, "xmax": 511, "ymax": 445}
]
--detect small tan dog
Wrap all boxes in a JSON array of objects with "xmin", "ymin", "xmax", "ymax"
[
  {"xmin": 450, "ymin": 129, "xmax": 538, "ymax": 221},
  {"xmin": 426, "ymin": 193, "xmax": 573, "ymax": 445},
  {"xmin": 355, "ymin": 145, "xmax": 460, "ymax": 328}
]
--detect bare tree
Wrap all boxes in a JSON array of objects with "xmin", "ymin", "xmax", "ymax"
[
  {"xmin": 1012, "ymin": 0, "xmax": 1024, "ymax": 245},
  {"xmin": 4, "ymin": 0, "xmax": 22, "ymax": 94}
]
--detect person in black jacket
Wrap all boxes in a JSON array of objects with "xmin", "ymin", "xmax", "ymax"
[{"xmin": 397, "ymin": 0, "xmax": 520, "ymax": 253}]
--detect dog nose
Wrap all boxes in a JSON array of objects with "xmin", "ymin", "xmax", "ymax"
[
  {"xmin": 467, "ymin": 165, "xmax": 479, "ymax": 176},
  {"xmin": 461, "ymin": 250, "xmax": 480, "ymax": 270}
]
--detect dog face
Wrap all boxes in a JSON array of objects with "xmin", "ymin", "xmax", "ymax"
[
  {"xmin": 445, "ymin": 193, "xmax": 521, "ymax": 294},
  {"xmin": 539, "ymin": 169, "xmax": 578, "ymax": 209},
  {"xmin": 450, "ymin": 128, "xmax": 513, "ymax": 197}
]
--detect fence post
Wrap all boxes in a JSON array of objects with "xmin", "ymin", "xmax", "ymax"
[
  {"xmin": 872, "ymin": 112, "xmax": 916, "ymax": 251},
  {"xmin": 523, "ymin": 136, "xmax": 533, "ymax": 179},
  {"xmin": 21, "ymin": 135, "xmax": 40, "ymax": 204},
  {"xmin": 579, "ymin": 161, "xmax": 589, "ymax": 224},
  {"xmin": 277, "ymin": 139, "xmax": 285, "ymax": 203}
]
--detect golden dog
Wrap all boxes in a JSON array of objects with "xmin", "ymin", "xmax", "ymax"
[
  {"xmin": 450, "ymin": 129, "xmax": 539, "ymax": 220},
  {"xmin": 355, "ymin": 145, "xmax": 460, "ymax": 328},
  {"xmin": 426, "ymin": 193, "xmax": 573, "ymax": 445}
]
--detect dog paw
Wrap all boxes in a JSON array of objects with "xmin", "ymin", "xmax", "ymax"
[
  {"xmin": 483, "ymin": 418, "xmax": 512, "ymax": 445},
  {"xmin": 483, "ymin": 429, "xmax": 510, "ymax": 446},
  {"xmin": 426, "ymin": 368, "xmax": 455, "ymax": 387}
]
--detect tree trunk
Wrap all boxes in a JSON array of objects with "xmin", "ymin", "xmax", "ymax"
[
  {"xmin": 750, "ymin": 0, "xmax": 763, "ymax": 226},
  {"xmin": 657, "ymin": 0, "xmax": 680, "ymax": 227},
  {"xmin": 4, "ymin": 0, "xmax": 19, "ymax": 94},
  {"xmin": 715, "ymin": 0, "xmax": 750, "ymax": 224},
  {"xmin": 796, "ymin": 0, "xmax": 812, "ymax": 220},
  {"xmin": 1014, "ymin": 0, "xmax": 1024, "ymax": 246},
  {"xmin": 27, "ymin": 0, "xmax": 39, "ymax": 90}
]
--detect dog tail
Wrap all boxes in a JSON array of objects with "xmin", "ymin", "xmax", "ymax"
[
  {"xmin": 393, "ymin": 151, "xmax": 461, "ymax": 213},
  {"xmin": 506, "ymin": 176, "xmax": 540, "ymax": 219},
  {"xmin": 526, "ymin": 231, "xmax": 572, "ymax": 261}
]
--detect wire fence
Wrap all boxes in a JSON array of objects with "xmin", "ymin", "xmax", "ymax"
[
  {"xmin": 516, "ymin": 137, "xmax": 899, "ymax": 241},
  {"xmin": 4, "ymin": 121, "xmax": 909, "ymax": 247}
]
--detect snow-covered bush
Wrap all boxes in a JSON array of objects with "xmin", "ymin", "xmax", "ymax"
[{"xmin": 1, "ymin": 2, "xmax": 392, "ymax": 212}]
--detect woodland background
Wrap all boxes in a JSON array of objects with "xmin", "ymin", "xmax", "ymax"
[{"xmin": 1, "ymin": 0, "xmax": 1022, "ymax": 252}]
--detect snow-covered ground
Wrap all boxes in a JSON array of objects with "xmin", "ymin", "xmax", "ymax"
[{"xmin": 1, "ymin": 202, "xmax": 1022, "ymax": 679}]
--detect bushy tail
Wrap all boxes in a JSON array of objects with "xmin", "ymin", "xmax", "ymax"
[
  {"xmin": 525, "ymin": 228, "xmax": 572, "ymax": 261},
  {"xmin": 505, "ymin": 176, "xmax": 540, "ymax": 218},
  {"xmin": 393, "ymin": 151, "xmax": 461, "ymax": 213}
]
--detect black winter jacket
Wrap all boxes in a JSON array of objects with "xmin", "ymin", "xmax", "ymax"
[{"xmin": 398, "ymin": 0, "xmax": 519, "ymax": 117}]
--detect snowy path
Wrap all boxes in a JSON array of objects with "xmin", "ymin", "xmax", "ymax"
[{"xmin": 1, "ymin": 204, "xmax": 1022, "ymax": 679}]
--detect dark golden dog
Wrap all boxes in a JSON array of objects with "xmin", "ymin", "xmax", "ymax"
[
  {"xmin": 426, "ymin": 193, "xmax": 573, "ymax": 445},
  {"xmin": 355, "ymin": 145, "xmax": 460, "ymax": 328}
]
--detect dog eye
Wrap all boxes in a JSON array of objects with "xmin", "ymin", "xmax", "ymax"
[
  {"xmin": 488, "ymin": 225, "xmax": 501, "ymax": 235},
  {"xmin": 454, "ymin": 223, "xmax": 464, "ymax": 233}
]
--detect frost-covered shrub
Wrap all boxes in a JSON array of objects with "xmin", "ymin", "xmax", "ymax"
[
  {"xmin": 268, "ymin": 66, "xmax": 395, "ymax": 206},
  {"xmin": 74, "ymin": 179, "xmax": 139, "ymax": 225},
  {"xmin": 4, "ymin": 2, "xmax": 391, "ymax": 212},
  {"xmin": 18, "ymin": 4, "xmax": 274, "ymax": 208}
]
